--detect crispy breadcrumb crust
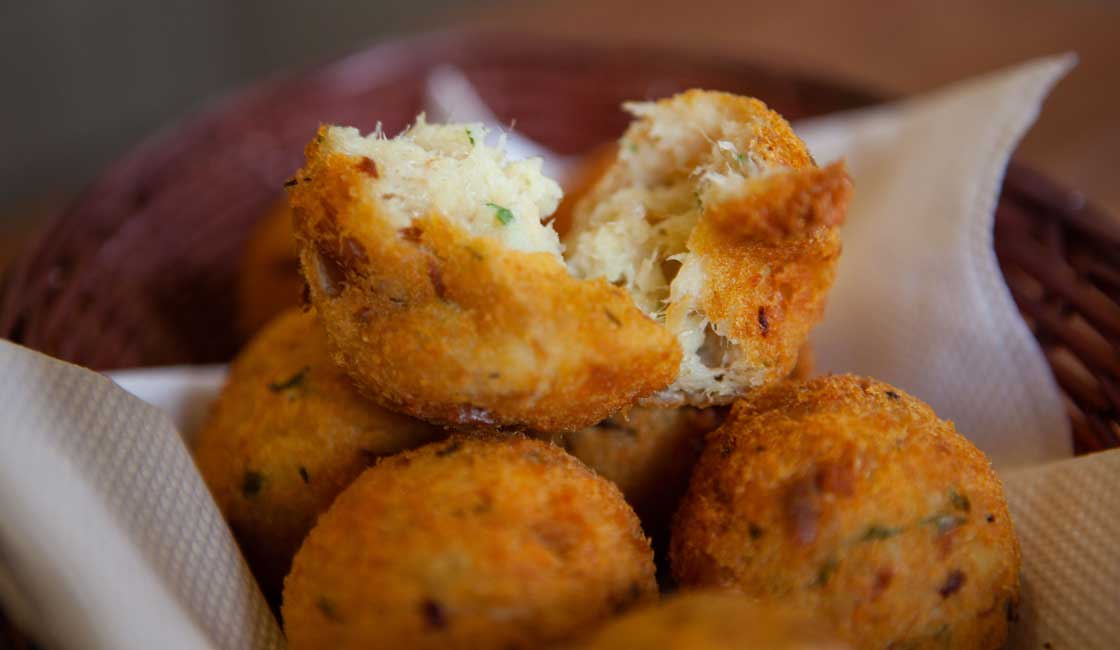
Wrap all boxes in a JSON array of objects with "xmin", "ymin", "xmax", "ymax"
[
  {"xmin": 680, "ymin": 163, "xmax": 846, "ymax": 401},
  {"xmin": 193, "ymin": 309, "xmax": 441, "ymax": 600},
  {"xmin": 540, "ymin": 406, "xmax": 724, "ymax": 537},
  {"xmin": 575, "ymin": 591, "xmax": 848, "ymax": 650},
  {"xmin": 236, "ymin": 199, "xmax": 303, "ymax": 338},
  {"xmin": 282, "ymin": 435, "xmax": 657, "ymax": 650},
  {"xmin": 537, "ymin": 350, "xmax": 805, "ymax": 545},
  {"xmin": 671, "ymin": 375, "xmax": 1021, "ymax": 650},
  {"xmin": 290, "ymin": 127, "xmax": 680, "ymax": 432}
]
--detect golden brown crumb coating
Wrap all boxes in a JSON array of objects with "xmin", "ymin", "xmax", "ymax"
[
  {"xmin": 542, "ymin": 406, "xmax": 724, "ymax": 537},
  {"xmin": 671, "ymin": 375, "xmax": 1020, "ymax": 650},
  {"xmin": 543, "ymin": 346, "xmax": 808, "ymax": 537},
  {"xmin": 290, "ymin": 123, "xmax": 680, "ymax": 432},
  {"xmin": 565, "ymin": 91, "xmax": 849, "ymax": 407},
  {"xmin": 237, "ymin": 199, "xmax": 304, "ymax": 338},
  {"xmin": 282, "ymin": 435, "xmax": 657, "ymax": 650},
  {"xmin": 193, "ymin": 308, "xmax": 442, "ymax": 600},
  {"xmin": 574, "ymin": 591, "xmax": 848, "ymax": 650},
  {"xmin": 681, "ymin": 164, "xmax": 846, "ymax": 396}
]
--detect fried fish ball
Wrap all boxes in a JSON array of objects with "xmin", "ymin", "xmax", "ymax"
[
  {"xmin": 544, "ymin": 406, "xmax": 724, "ymax": 536},
  {"xmin": 282, "ymin": 435, "xmax": 657, "ymax": 650},
  {"xmin": 565, "ymin": 90, "xmax": 850, "ymax": 407},
  {"xmin": 290, "ymin": 120, "xmax": 680, "ymax": 431},
  {"xmin": 671, "ymin": 375, "xmax": 1020, "ymax": 650},
  {"xmin": 576, "ymin": 591, "xmax": 848, "ymax": 650},
  {"xmin": 550, "ymin": 345, "xmax": 810, "ymax": 541},
  {"xmin": 193, "ymin": 308, "xmax": 442, "ymax": 600},
  {"xmin": 237, "ymin": 199, "xmax": 303, "ymax": 337}
]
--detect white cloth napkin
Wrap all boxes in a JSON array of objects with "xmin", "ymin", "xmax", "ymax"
[
  {"xmin": 1003, "ymin": 451, "xmax": 1120, "ymax": 650},
  {"xmin": 0, "ymin": 344, "xmax": 282, "ymax": 650},
  {"xmin": 798, "ymin": 54, "xmax": 1076, "ymax": 468},
  {"xmin": 0, "ymin": 55, "xmax": 1108, "ymax": 650}
]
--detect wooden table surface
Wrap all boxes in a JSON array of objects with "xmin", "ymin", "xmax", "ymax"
[{"xmin": 3, "ymin": 0, "xmax": 1118, "ymax": 268}]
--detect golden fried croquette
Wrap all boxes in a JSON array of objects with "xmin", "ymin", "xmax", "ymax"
[
  {"xmin": 575, "ymin": 591, "xmax": 848, "ymax": 650},
  {"xmin": 545, "ymin": 343, "xmax": 809, "ymax": 536},
  {"xmin": 564, "ymin": 90, "xmax": 850, "ymax": 407},
  {"xmin": 543, "ymin": 406, "xmax": 724, "ymax": 536},
  {"xmin": 282, "ymin": 435, "xmax": 657, "ymax": 650},
  {"xmin": 237, "ymin": 199, "xmax": 304, "ymax": 338},
  {"xmin": 671, "ymin": 375, "xmax": 1020, "ymax": 650},
  {"xmin": 193, "ymin": 308, "xmax": 442, "ymax": 600},
  {"xmin": 538, "ymin": 406, "xmax": 725, "ymax": 582},
  {"xmin": 289, "ymin": 120, "xmax": 680, "ymax": 431}
]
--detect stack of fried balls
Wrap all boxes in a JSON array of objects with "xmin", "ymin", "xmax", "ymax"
[{"xmin": 195, "ymin": 90, "xmax": 1020, "ymax": 649}]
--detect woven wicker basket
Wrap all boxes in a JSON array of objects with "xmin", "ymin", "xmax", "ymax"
[{"xmin": 1, "ymin": 31, "xmax": 1118, "ymax": 648}]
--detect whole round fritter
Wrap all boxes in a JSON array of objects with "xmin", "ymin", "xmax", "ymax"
[
  {"xmin": 671, "ymin": 375, "xmax": 1020, "ymax": 650},
  {"xmin": 543, "ymin": 347, "xmax": 809, "ymax": 538},
  {"xmin": 193, "ymin": 308, "xmax": 442, "ymax": 601},
  {"xmin": 282, "ymin": 435, "xmax": 657, "ymax": 650},
  {"xmin": 575, "ymin": 591, "xmax": 848, "ymax": 650},
  {"xmin": 543, "ymin": 406, "xmax": 725, "ymax": 537},
  {"xmin": 237, "ymin": 199, "xmax": 304, "ymax": 338}
]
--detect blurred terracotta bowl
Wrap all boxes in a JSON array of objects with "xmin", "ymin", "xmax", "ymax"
[{"xmin": 0, "ymin": 30, "xmax": 1117, "ymax": 452}]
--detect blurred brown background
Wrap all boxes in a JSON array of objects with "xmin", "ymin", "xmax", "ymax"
[{"xmin": 1, "ymin": 0, "xmax": 1117, "ymax": 267}]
